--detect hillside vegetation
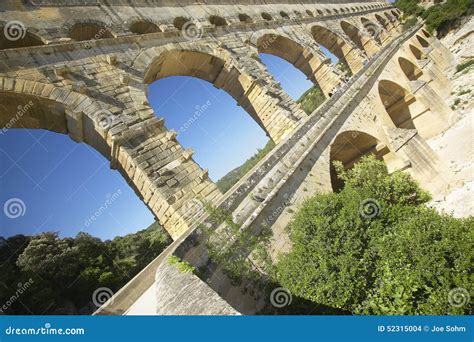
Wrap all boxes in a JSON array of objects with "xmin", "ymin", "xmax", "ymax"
[{"xmin": 0, "ymin": 222, "xmax": 170, "ymax": 314}]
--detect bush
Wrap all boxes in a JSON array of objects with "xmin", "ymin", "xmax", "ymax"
[{"xmin": 275, "ymin": 156, "xmax": 472, "ymax": 315}]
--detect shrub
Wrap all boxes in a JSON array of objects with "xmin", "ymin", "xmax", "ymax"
[{"xmin": 275, "ymin": 156, "xmax": 472, "ymax": 315}]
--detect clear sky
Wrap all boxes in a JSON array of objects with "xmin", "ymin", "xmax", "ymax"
[{"xmin": 0, "ymin": 54, "xmax": 318, "ymax": 240}]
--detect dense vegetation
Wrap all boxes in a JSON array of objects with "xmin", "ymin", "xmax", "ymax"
[
  {"xmin": 216, "ymin": 140, "xmax": 275, "ymax": 193},
  {"xmin": 395, "ymin": 0, "xmax": 473, "ymax": 36},
  {"xmin": 273, "ymin": 157, "xmax": 473, "ymax": 315},
  {"xmin": 297, "ymin": 86, "xmax": 326, "ymax": 114},
  {"xmin": 0, "ymin": 222, "xmax": 170, "ymax": 314}
]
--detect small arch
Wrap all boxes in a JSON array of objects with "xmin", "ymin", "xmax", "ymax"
[
  {"xmin": 306, "ymin": 10, "xmax": 314, "ymax": 17},
  {"xmin": 326, "ymin": 9, "xmax": 332, "ymax": 14},
  {"xmin": 421, "ymin": 29, "xmax": 431, "ymax": 38},
  {"xmin": 409, "ymin": 44, "xmax": 424, "ymax": 60},
  {"xmin": 341, "ymin": 21, "xmax": 365, "ymax": 52},
  {"xmin": 280, "ymin": 11, "xmax": 289, "ymax": 19},
  {"xmin": 261, "ymin": 12, "xmax": 273, "ymax": 21},
  {"xmin": 129, "ymin": 20, "xmax": 161, "ymax": 35},
  {"xmin": 209, "ymin": 15, "xmax": 227, "ymax": 27},
  {"xmin": 391, "ymin": 10, "xmax": 399, "ymax": 18},
  {"xmin": 361, "ymin": 17, "xmax": 382, "ymax": 43},
  {"xmin": 0, "ymin": 28, "xmax": 44, "ymax": 50},
  {"xmin": 330, "ymin": 131, "xmax": 383, "ymax": 191},
  {"xmin": 69, "ymin": 22, "xmax": 113, "ymax": 41},
  {"xmin": 399, "ymin": 57, "xmax": 424, "ymax": 81},
  {"xmin": 384, "ymin": 12, "xmax": 395, "ymax": 22},
  {"xmin": 417, "ymin": 35, "xmax": 429, "ymax": 48},
  {"xmin": 333, "ymin": 9, "xmax": 339, "ymax": 14},
  {"xmin": 173, "ymin": 17, "xmax": 189, "ymax": 30},
  {"xmin": 316, "ymin": 9, "xmax": 324, "ymax": 15},
  {"xmin": 340, "ymin": 8, "xmax": 346, "ymax": 13},
  {"xmin": 375, "ymin": 14, "xmax": 388, "ymax": 28},
  {"xmin": 238, "ymin": 13, "xmax": 252, "ymax": 23}
]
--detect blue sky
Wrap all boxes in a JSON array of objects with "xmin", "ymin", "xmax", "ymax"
[{"xmin": 0, "ymin": 53, "xmax": 318, "ymax": 240}]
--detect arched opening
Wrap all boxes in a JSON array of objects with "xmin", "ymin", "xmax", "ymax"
[
  {"xmin": 145, "ymin": 52, "xmax": 272, "ymax": 190},
  {"xmin": 280, "ymin": 11, "xmax": 289, "ymax": 19},
  {"xmin": 361, "ymin": 17, "xmax": 383, "ymax": 44},
  {"xmin": 375, "ymin": 14, "xmax": 388, "ymax": 29},
  {"xmin": 316, "ymin": 9, "xmax": 324, "ymax": 15},
  {"xmin": 306, "ymin": 10, "xmax": 314, "ymax": 17},
  {"xmin": 340, "ymin": 8, "xmax": 346, "ymax": 13},
  {"xmin": 256, "ymin": 34, "xmax": 324, "ymax": 108},
  {"xmin": 416, "ymin": 35, "xmax": 429, "ymax": 48},
  {"xmin": 333, "ymin": 9, "xmax": 339, "ymax": 14},
  {"xmin": 0, "ymin": 27, "xmax": 44, "ymax": 50},
  {"xmin": 391, "ymin": 10, "xmax": 400, "ymax": 18},
  {"xmin": 399, "ymin": 57, "xmax": 424, "ymax": 81},
  {"xmin": 421, "ymin": 29, "xmax": 431, "ymax": 38},
  {"xmin": 330, "ymin": 131, "xmax": 386, "ymax": 191},
  {"xmin": 325, "ymin": 9, "xmax": 332, "ymax": 15},
  {"xmin": 410, "ymin": 44, "xmax": 424, "ymax": 60},
  {"xmin": 129, "ymin": 20, "xmax": 161, "ymax": 35},
  {"xmin": 69, "ymin": 22, "xmax": 113, "ymax": 41},
  {"xmin": 378, "ymin": 80, "xmax": 417, "ymax": 130},
  {"xmin": 173, "ymin": 17, "xmax": 189, "ymax": 30},
  {"xmin": 261, "ymin": 13, "xmax": 273, "ymax": 21},
  {"xmin": 311, "ymin": 24, "xmax": 359, "ymax": 74},
  {"xmin": 341, "ymin": 20, "xmax": 366, "ymax": 52},
  {"xmin": 209, "ymin": 15, "xmax": 227, "ymax": 27},
  {"xmin": 238, "ymin": 14, "xmax": 252, "ymax": 23}
]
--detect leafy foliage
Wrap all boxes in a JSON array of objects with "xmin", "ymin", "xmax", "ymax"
[
  {"xmin": 456, "ymin": 59, "xmax": 474, "ymax": 73},
  {"xmin": 0, "ymin": 222, "xmax": 170, "ymax": 315},
  {"xmin": 275, "ymin": 156, "xmax": 473, "ymax": 315},
  {"xmin": 216, "ymin": 140, "xmax": 275, "ymax": 193},
  {"xmin": 297, "ymin": 86, "xmax": 326, "ymax": 114},
  {"xmin": 168, "ymin": 255, "xmax": 196, "ymax": 274}
]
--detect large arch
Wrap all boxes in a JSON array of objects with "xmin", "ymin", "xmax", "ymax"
[
  {"xmin": 409, "ymin": 44, "xmax": 425, "ymax": 60},
  {"xmin": 378, "ymin": 80, "xmax": 417, "ymax": 131},
  {"xmin": 254, "ymin": 32, "xmax": 339, "ymax": 97},
  {"xmin": 310, "ymin": 24, "xmax": 364, "ymax": 74},
  {"xmin": 329, "ymin": 130, "xmax": 388, "ymax": 191},
  {"xmin": 142, "ymin": 48, "xmax": 297, "ymax": 143},
  {"xmin": 341, "ymin": 20, "xmax": 379, "ymax": 57}
]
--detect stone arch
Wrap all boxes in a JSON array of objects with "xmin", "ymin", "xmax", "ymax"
[
  {"xmin": 69, "ymin": 21, "xmax": 114, "ymax": 41},
  {"xmin": 261, "ymin": 13, "xmax": 273, "ymax": 21},
  {"xmin": 306, "ymin": 10, "xmax": 314, "ymax": 17},
  {"xmin": 341, "ymin": 20, "xmax": 379, "ymax": 57},
  {"xmin": 141, "ymin": 47, "xmax": 296, "ymax": 142},
  {"xmin": 398, "ymin": 57, "xmax": 424, "ymax": 81},
  {"xmin": 329, "ymin": 130, "xmax": 387, "ymax": 191},
  {"xmin": 325, "ymin": 9, "xmax": 332, "ymax": 14},
  {"xmin": 316, "ymin": 9, "xmax": 324, "ymax": 15},
  {"xmin": 409, "ymin": 44, "xmax": 425, "ymax": 60},
  {"xmin": 384, "ymin": 12, "xmax": 395, "ymax": 22},
  {"xmin": 173, "ymin": 17, "xmax": 189, "ymax": 30},
  {"xmin": 280, "ymin": 11, "xmax": 289, "ymax": 19},
  {"xmin": 254, "ymin": 32, "xmax": 337, "ymax": 96},
  {"xmin": 129, "ymin": 19, "xmax": 161, "ymax": 35},
  {"xmin": 391, "ymin": 10, "xmax": 400, "ymax": 18},
  {"xmin": 310, "ymin": 24, "xmax": 364, "ymax": 73},
  {"xmin": 375, "ymin": 13, "xmax": 388, "ymax": 29},
  {"xmin": 0, "ymin": 78, "xmax": 110, "ymax": 158},
  {"xmin": 238, "ymin": 14, "xmax": 252, "ymax": 23},
  {"xmin": 0, "ymin": 26, "xmax": 45, "ymax": 50},
  {"xmin": 209, "ymin": 15, "xmax": 227, "ymax": 27},
  {"xmin": 421, "ymin": 29, "xmax": 431, "ymax": 38},
  {"xmin": 416, "ymin": 35, "xmax": 429, "ymax": 48},
  {"xmin": 360, "ymin": 17, "xmax": 383, "ymax": 44},
  {"xmin": 379, "ymin": 80, "xmax": 417, "ymax": 131}
]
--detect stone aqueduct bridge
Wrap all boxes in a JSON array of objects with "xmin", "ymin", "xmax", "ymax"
[{"xmin": 0, "ymin": 0, "xmax": 455, "ymax": 314}]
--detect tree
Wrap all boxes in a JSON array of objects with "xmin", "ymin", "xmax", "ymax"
[{"xmin": 275, "ymin": 156, "xmax": 472, "ymax": 315}]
